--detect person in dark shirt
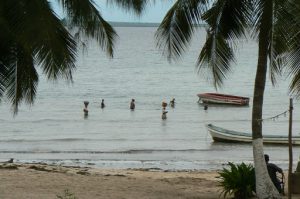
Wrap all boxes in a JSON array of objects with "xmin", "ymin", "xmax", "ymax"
[
  {"xmin": 264, "ymin": 154, "xmax": 283, "ymax": 193},
  {"xmin": 169, "ymin": 98, "xmax": 175, "ymax": 108},
  {"xmin": 130, "ymin": 99, "xmax": 135, "ymax": 110},
  {"xmin": 83, "ymin": 101, "xmax": 89, "ymax": 117},
  {"xmin": 101, "ymin": 99, "xmax": 105, "ymax": 109}
]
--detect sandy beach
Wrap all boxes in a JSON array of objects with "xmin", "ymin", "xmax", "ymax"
[{"xmin": 0, "ymin": 163, "xmax": 299, "ymax": 199}]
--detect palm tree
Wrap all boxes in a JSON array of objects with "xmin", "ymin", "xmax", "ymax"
[
  {"xmin": 0, "ymin": 0, "xmax": 136, "ymax": 114},
  {"xmin": 152, "ymin": 0, "xmax": 300, "ymax": 198}
]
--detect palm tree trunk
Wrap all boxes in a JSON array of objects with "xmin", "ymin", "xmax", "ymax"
[{"xmin": 252, "ymin": 13, "xmax": 281, "ymax": 199}]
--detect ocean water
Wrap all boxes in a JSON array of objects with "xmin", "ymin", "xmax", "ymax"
[{"xmin": 0, "ymin": 27, "xmax": 300, "ymax": 170}]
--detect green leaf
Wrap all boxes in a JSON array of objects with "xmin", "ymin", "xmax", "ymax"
[
  {"xmin": 218, "ymin": 162, "xmax": 255, "ymax": 199},
  {"xmin": 156, "ymin": 0, "xmax": 208, "ymax": 61},
  {"xmin": 58, "ymin": 0, "xmax": 117, "ymax": 57}
]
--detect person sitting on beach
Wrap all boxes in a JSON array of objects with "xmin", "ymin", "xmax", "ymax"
[
  {"xmin": 130, "ymin": 99, "xmax": 135, "ymax": 110},
  {"xmin": 170, "ymin": 98, "xmax": 175, "ymax": 108},
  {"xmin": 101, "ymin": 99, "xmax": 105, "ymax": 109},
  {"xmin": 264, "ymin": 154, "xmax": 283, "ymax": 193}
]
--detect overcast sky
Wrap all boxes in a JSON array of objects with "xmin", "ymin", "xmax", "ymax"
[{"xmin": 52, "ymin": 1, "xmax": 174, "ymax": 23}]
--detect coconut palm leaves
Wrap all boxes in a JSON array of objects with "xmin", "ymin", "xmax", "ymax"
[
  {"xmin": 0, "ymin": 0, "xmax": 119, "ymax": 113},
  {"xmin": 5, "ymin": 48, "xmax": 39, "ymax": 114},
  {"xmin": 156, "ymin": 0, "xmax": 251, "ymax": 87},
  {"xmin": 198, "ymin": 0, "xmax": 251, "ymax": 87},
  {"xmin": 107, "ymin": 0, "xmax": 153, "ymax": 15},
  {"xmin": 57, "ymin": 0, "xmax": 117, "ymax": 56},
  {"xmin": 155, "ymin": 0, "xmax": 300, "ymax": 198},
  {"xmin": 156, "ymin": 0, "xmax": 300, "ymax": 93},
  {"xmin": 155, "ymin": 0, "xmax": 208, "ymax": 61}
]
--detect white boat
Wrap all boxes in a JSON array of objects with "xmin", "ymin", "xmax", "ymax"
[
  {"xmin": 206, "ymin": 124, "xmax": 300, "ymax": 145},
  {"xmin": 197, "ymin": 93, "xmax": 250, "ymax": 106}
]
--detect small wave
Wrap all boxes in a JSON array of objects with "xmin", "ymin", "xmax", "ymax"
[
  {"xmin": 0, "ymin": 138, "xmax": 93, "ymax": 143},
  {"xmin": 0, "ymin": 138, "xmax": 140, "ymax": 143},
  {"xmin": 2, "ymin": 118, "xmax": 81, "ymax": 124},
  {"xmin": 0, "ymin": 149, "xmax": 208, "ymax": 154},
  {"xmin": 113, "ymin": 149, "xmax": 206, "ymax": 154},
  {"xmin": 0, "ymin": 138, "xmax": 201, "ymax": 143},
  {"xmin": 31, "ymin": 119, "xmax": 80, "ymax": 123}
]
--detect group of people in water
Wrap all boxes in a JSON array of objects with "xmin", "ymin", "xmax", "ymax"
[
  {"xmin": 83, "ymin": 100, "xmax": 285, "ymax": 193},
  {"xmin": 83, "ymin": 98, "xmax": 176, "ymax": 120},
  {"xmin": 161, "ymin": 98, "xmax": 175, "ymax": 120}
]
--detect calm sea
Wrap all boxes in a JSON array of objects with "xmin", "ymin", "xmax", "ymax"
[{"xmin": 0, "ymin": 27, "xmax": 299, "ymax": 170}]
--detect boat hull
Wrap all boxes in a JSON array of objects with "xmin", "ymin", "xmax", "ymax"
[
  {"xmin": 206, "ymin": 124, "xmax": 300, "ymax": 145},
  {"xmin": 197, "ymin": 93, "xmax": 249, "ymax": 106}
]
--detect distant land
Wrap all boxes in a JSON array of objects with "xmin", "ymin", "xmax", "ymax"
[
  {"xmin": 108, "ymin": 21, "xmax": 160, "ymax": 27},
  {"xmin": 61, "ymin": 18, "xmax": 207, "ymax": 28},
  {"xmin": 108, "ymin": 21, "xmax": 208, "ymax": 27}
]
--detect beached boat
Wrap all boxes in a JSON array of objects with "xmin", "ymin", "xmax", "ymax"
[
  {"xmin": 197, "ymin": 93, "xmax": 250, "ymax": 105},
  {"xmin": 206, "ymin": 124, "xmax": 300, "ymax": 145}
]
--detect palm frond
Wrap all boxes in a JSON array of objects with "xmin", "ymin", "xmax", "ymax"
[
  {"xmin": 57, "ymin": 0, "xmax": 117, "ymax": 57},
  {"xmin": 5, "ymin": 0, "xmax": 77, "ymax": 81},
  {"xmin": 0, "ymin": 62, "xmax": 8, "ymax": 102},
  {"xmin": 6, "ymin": 46, "xmax": 38, "ymax": 115},
  {"xmin": 0, "ymin": 49, "xmax": 10, "ymax": 102},
  {"xmin": 287, "ymin": 42, "xmax": 300, "ymax": 97},
  {"xmin": 106, "ymin": 0, "xmax": 152, "ymax": 16},
  {"xmin": 270, "ymin": 0, "xmax": 300, "ymax": 94},
  {"xmin": 202, "ymin": 0, "xmax": 251, "ymax": 41},
  {"xmin": 197, "ymin": 0, "xmax": 251, "ymax": 88},
  {"xmin": 265, "ymin": 0, "xmax": 297, "ymax": 85},
  {"xmin": 0, "ymin": 11, "xmax": 12, "ymax": 102},
  {"xmin": 289, "ymin": 57, "xmax": 300, "ymax": 97},
  {"xmin": 283, "ymin": 0, "xmax": 300, "ymax": 97},
  {"xmin": 197, "ymin": 29, "xmax": 234, "ymax": 88},
  {"xmin": 155, "ymin": 0, "xmax": 208, "ymax": 61}
]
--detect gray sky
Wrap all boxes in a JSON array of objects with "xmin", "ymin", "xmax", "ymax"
[{"xmin": 52, "ymin": 1, "xmax": 174, "ymax": 23}]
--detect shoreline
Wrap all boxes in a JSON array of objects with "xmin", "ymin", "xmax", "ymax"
[{"xmin": 0, "ymin": 163, "xmax": 299, "ymax": 199}]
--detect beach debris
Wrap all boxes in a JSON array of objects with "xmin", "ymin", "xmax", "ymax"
[
  {"xmin": 76, "ymin": 170, "xmax": 90, "ymax": 176},
  {"xmin": 0, "ymin": 164, "xmax": 18, "ymax": 170},
  {"xmin": 27, "ymin": 165, "xmax": 68, "ymax": 173},
  {"xmin": 28, "ymin": 165, "xmax": 50, "ymax": 172},
  {"xmin": 56, "ymin": 189, "xmax": 78, "ymax": 199},
  {"xmin": 104, "ymin": 174, "xmax": 126, "ymax": 177}
]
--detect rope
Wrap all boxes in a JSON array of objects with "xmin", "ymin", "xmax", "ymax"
[{"xmin": 257, "ymin": 110, "xmax": 289, "ymax": 122}]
